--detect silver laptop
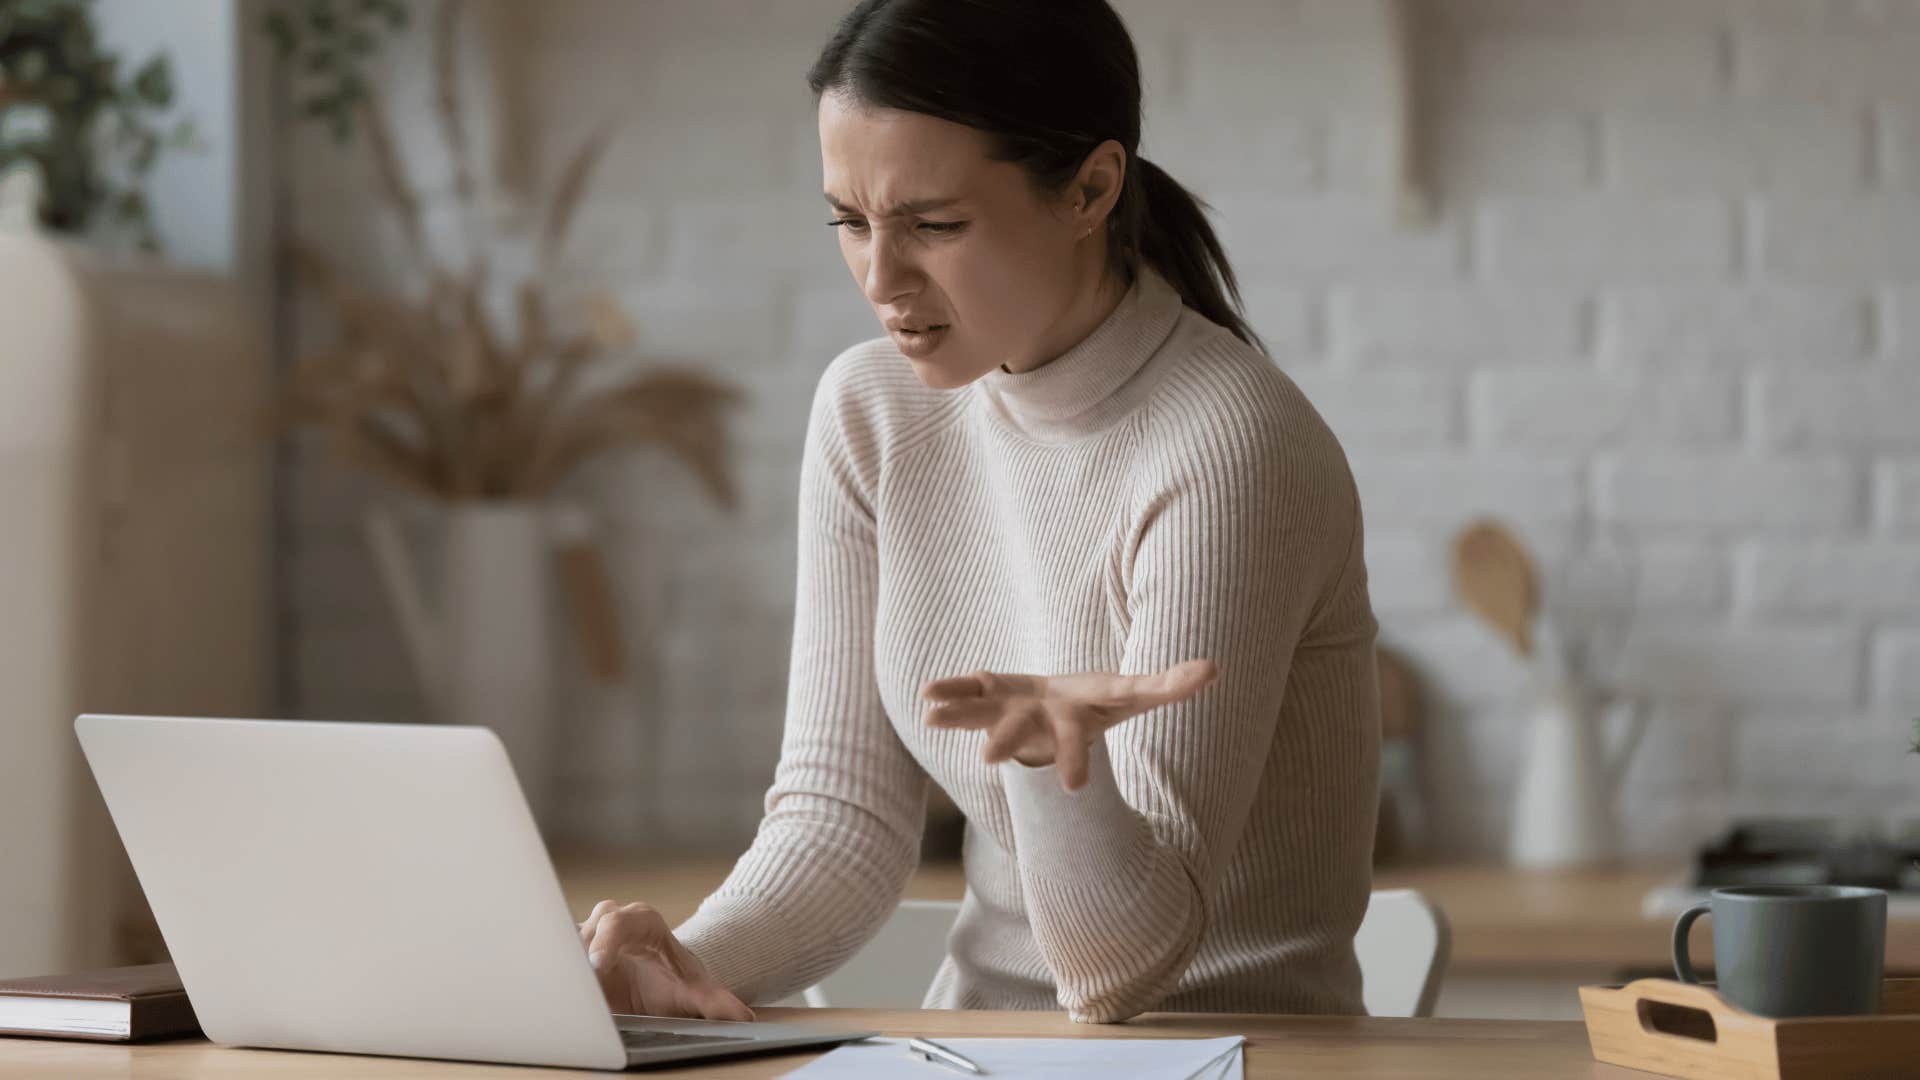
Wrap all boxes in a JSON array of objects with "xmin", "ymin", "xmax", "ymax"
[{"xmin": 74, "ymin": 713, "xmax": 873, "ymax": 1070}]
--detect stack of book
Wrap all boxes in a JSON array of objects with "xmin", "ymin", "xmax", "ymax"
[{"xmin": 0, "ymin": 963, "xmax": 199, "ymax": 1043}]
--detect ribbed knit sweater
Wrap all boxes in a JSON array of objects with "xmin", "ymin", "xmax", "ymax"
[{"xmin": 675, "ymin": 266, "xmax": 1381, "ymax": 1022}]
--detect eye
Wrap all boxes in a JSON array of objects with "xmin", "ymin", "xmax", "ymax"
[
  {"xmin": 917, "ymin": 221, "xmax": 967, "ymax": 235},
  {"xmin": 827, "ymin": 217, "xmax": 870, "ymax": 235}
]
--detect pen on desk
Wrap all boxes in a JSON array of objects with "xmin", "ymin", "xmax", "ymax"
[
  {"xmin": 1180, "ymin": 1036, "xmax": 1246, "ymax": 1080},
  {"xmin": 907, "ymin": 1035, "xmax": 987, "ymax": 1075}
]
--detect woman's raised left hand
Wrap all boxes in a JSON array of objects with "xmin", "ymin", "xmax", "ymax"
[{"xmin": 920, "ymin": 659, "xmax": 1219, "ymax": 791}]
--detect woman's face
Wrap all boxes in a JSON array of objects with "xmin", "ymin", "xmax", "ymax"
[{"xmin": 817, "ymin": 92, "xmax": 1109, "ymax": 388}]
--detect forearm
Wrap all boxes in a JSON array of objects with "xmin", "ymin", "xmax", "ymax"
[
  {"xmin": 675, "ymin": 790, "xmax": 922, "ymax": 1004},
  {"xmin": 1000, "ymin": 740, "xmax": 1207, "ymax": 1022}
]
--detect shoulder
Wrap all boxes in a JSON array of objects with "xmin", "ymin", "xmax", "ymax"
[
  {"xmin": 1130, "ymin": 312, "xmax": 1367, "ymax": 611},
  {"xmin": 809, "ymin": 337, "xmax": 966, "ymax": 465},
  {"xmin": 1140, "ymin": 312, "xmax": 1355, "ymax": 507}
]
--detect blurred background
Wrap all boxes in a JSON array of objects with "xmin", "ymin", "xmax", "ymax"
[{"xmin": 5, "ymin": 0, "xmax": 1920, "ymax": 1020}]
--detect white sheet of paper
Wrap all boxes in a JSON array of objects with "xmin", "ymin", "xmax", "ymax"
[{"xmin": 779, "ymin": 1035, "xmax": 1246, "ymax": 1080}]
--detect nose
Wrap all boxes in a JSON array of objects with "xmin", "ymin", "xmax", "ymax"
[{"xmin": 861, "ymin": 232, "xmax": 920, "ymax": 308}]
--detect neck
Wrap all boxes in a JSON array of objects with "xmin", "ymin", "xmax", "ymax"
[{"xmin": 1002, "ymin": 256, "xmax": 1132, "ymax": 375}]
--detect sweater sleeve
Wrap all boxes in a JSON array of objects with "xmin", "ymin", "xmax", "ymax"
[
  {"xmin": 673, "ymin": 363, "xmax": 929, "ymax": 1005},
  {"xmin": 999, "ymin": 393, "xmax": 1373, "ymax": 1022}
]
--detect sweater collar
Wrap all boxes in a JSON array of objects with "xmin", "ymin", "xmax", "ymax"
[{"xmin": 977, "ymin": 266, "xmax": 1184, "ymax": 438}]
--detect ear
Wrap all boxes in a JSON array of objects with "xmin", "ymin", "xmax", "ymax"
[{"xmin": 1068, "ymin": 139, "xmax": 1128, "ymax": 237}]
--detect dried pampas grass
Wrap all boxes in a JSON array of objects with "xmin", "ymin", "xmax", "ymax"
[{"xmin": 280, "ymin": 0, "xmax": 743, "ymax": 504}]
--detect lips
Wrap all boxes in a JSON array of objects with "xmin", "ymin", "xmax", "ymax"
[{"xmin": 889, "ymin": 323, "xmax": 951, "ymax": 359}]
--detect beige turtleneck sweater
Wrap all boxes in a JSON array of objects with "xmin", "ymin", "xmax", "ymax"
[{"xmin": 675, "ymin": 267, "xmax": 1380, "ymax": 1023}]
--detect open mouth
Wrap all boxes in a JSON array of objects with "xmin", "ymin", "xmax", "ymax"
[{"xmin": 890, "ymin": 323, "xmax": 951, "ymax": 357}]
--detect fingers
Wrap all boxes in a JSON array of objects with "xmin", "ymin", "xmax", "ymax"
[
  {"xmin": 701, "ymin": 988, "xmax": 756, "ymax": 1022},
  {"xmin": 580, "ymin": 898, "xmax": 618, "ymax": 950},
  {"xmin": 579, "ymin": 901, "xmax": 752, "ymax": 1021},
  {"xmin": 1134, "ymin": 659, "xmax": 1219, "ymax": 710},
  {"xmin": 1052, "ymin": 712, "xmax": 1090, "ymax": 791},
  {"xmin": 666, "ymin": 939, "xmax": 755, "ymax": 1021},
  {"xmin": 584, "ymin": 902, "xmax": 672, "ymax": 1015},
  {"xmin": 920, "ymin": 669, "xmax": 1042, "ymax": 703},
  {"xmin": 584, "ymin": 908, "xmax": 637, "ymax": 1012},
  {"xmin": 923, "ymin": 698, "xmax": 1001, "ymax": 730},
  {"xmin": 631, "ymin": 953, "xmax": 687, "ymax": 1016},
  {"xmin": 920, "ymin": 673, "xmax": 986, "ymax": 702},
  {"xmin": 591, "ymin": 944, "xmax": 634, "ymax": 1014},
  {"xmin": 983, "ymin": 703, "xmax": 1044, "ymax": 760}
]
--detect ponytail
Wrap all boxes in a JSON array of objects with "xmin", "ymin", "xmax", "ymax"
[{"xmin": 1117, "ymin": 158, "xmax": 1262, "ymax": 352}]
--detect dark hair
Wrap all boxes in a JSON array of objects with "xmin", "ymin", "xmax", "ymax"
[{"xmin": 807, "ymin": 0, "xmax": 1263, "ymax": 352}]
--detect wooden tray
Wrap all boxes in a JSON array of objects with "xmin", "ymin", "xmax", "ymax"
[{"xmin": 1580, "ymin": 978, "xmax": 1920, "ymax": 1079}]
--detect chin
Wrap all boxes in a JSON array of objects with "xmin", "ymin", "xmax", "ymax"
[{"xmin": 905, "ymin": 356, "xmax": 989, "ymax": 390}]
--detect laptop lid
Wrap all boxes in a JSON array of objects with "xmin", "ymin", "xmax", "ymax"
[{"xmin": 74, "ymin": 714, "xmax": 630, "ymax": 1070}]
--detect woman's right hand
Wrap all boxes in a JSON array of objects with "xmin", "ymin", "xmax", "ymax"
[{"xmin": 577, "ymin": 900, "xmax": 755, "ymax": 1021}]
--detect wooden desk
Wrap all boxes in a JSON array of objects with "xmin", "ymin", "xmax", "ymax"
[
  {"xmin": 559, "ymin": 853, "xmax": 1913, "ymax": 974},
  {"xmin": 1372, "ymin": 862, "xmax": 1920, "ymax": 974},
  {"xmin": 0, "ymin": 1009, "xmax": 1639, "ymax": 1078},
  {"xmin": 552, "ymin": 853, "xmax": 1920, "ymax": 1021}
]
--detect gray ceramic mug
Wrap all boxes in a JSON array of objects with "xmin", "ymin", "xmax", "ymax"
[{"xmin": 1671, "ymin": 884, "xmax": 1887, "ymax": 1017}]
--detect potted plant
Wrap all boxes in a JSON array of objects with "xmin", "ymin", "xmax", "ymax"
[
  {"xmin": 0, "ymin": 0, "xmax": 195, "ymax": 250},
  {"xmin": 270, "ymin": 0, "xmax": 744, "ymax": 825}
]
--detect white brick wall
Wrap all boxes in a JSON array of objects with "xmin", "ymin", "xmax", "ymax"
[
  {"xmin": 1330, "ymin": 287, "xmax": 1586, "ymax": 365},
  {"xmin": 1758, "ymin": 197, "xmax": 1920, "ymax": 280},
  {"xmin": 1755, "ymin": 371, "xmax": 1920, "ymax": 448},
  {"xmin": 1451, "ymin": 32, "xmax": 1724, "ymax": 111},
  {"xmin": 1739, "ymin": 542, "xmax": 1920, "ymax": 615},
  {"xmin": 1478, "ymin": 196, "xmax": 1740, "ymax": 281},
  {"xmin": 1605, "ymin": 105, "xmax": 1870, "ymax": 191},
  {"xmin": 1737, "ymin": 31, "xmax": 1920, "ymax": 102},
  {"xmin": 1599, "ymin": 287, "xmax": 1871, "ymax": 368},
  {"xmin": 286, "ymin": 0, "xmax": 1920, "ymax": 858},
  {"xmin": 1470, "ymin": 370, "xmax": 1737, "ymax": 450},
  {"xmin": 1596, "ymin": 456, "xmax": 1861, "ymax": 533}
]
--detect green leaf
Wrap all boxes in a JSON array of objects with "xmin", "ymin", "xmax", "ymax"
[
  {"xmin": 307, "ymin": 0, "xmax": 340, "ymax": 36},
  {"xmin": 114, "ymin": 188, "xmax": 145, "ymax": 221},
  {"xmin": 15, "ymin": 47, "xmax": 48, "ymax": 83},
  {"xmin": 130, "ymin": 56, "xmax": 173, "ymax": 107},
  {"xmin": 128, "ymin": 132, "xmax": 158, "ymax": 173},
  {"xmin": 262, "ymin": 11, "xmax": 296, "ymax": 57}
]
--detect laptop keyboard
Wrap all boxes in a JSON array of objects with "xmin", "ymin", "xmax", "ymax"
[{"xmin": 619, "ymin": 1027, "xmax": 757, "ymax": 1051}]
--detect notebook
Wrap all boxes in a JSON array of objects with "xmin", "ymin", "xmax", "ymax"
[
  {"xmin": 779, "ymin": 1035, "xmax": 1246, "ymax": 1079},
  {"xmin": 0, "ymin": 962, "xmax": 200, "ymax": 1042}
]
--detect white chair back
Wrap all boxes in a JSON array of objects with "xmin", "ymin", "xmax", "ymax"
[
  {"xmin": 800, "ymin": 888, "xmax": 1451, "ymax": 1016},
  {"xmin": 800, "ymin": 899, "xmax": 962, "ymax": 1008},
  {"xmin": 1353, "ymin": 887, "xmax": 1451, "ymax": 1017}
]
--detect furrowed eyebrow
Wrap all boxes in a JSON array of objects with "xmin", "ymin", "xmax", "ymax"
[{"xmin": 824, "ymin": 193, "xmax": 964, "ymax": 217}]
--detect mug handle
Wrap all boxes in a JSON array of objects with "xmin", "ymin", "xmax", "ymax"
[{"xmin": 1671, "ymin": 901, "xmax": 1712, "ymax": 984}]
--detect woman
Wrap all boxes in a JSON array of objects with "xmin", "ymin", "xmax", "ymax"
[{"xmin": 578, "ymin": 0, "xmax": 1379, "ymax": 1024}]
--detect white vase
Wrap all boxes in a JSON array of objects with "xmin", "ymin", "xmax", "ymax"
[
  {"xmin": 1505, "ymin": 625, "xmax": 1647, "ymax": 870},
  {"xmin": 364, "ymin": 500, "xmax": 559, "ymax": 829}
]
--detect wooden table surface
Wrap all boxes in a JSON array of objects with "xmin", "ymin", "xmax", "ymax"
[
  {"xmin": 1371, "ymin": 862, "xmax": 1920, "ymax": 973},
  {"xmin": 553, "ymin": 852, "xmax": 1920, "ymax": 975},
  {"xmin": 0, "ymin": 1009, "xmax": 1639, "ymax": 1078}
]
